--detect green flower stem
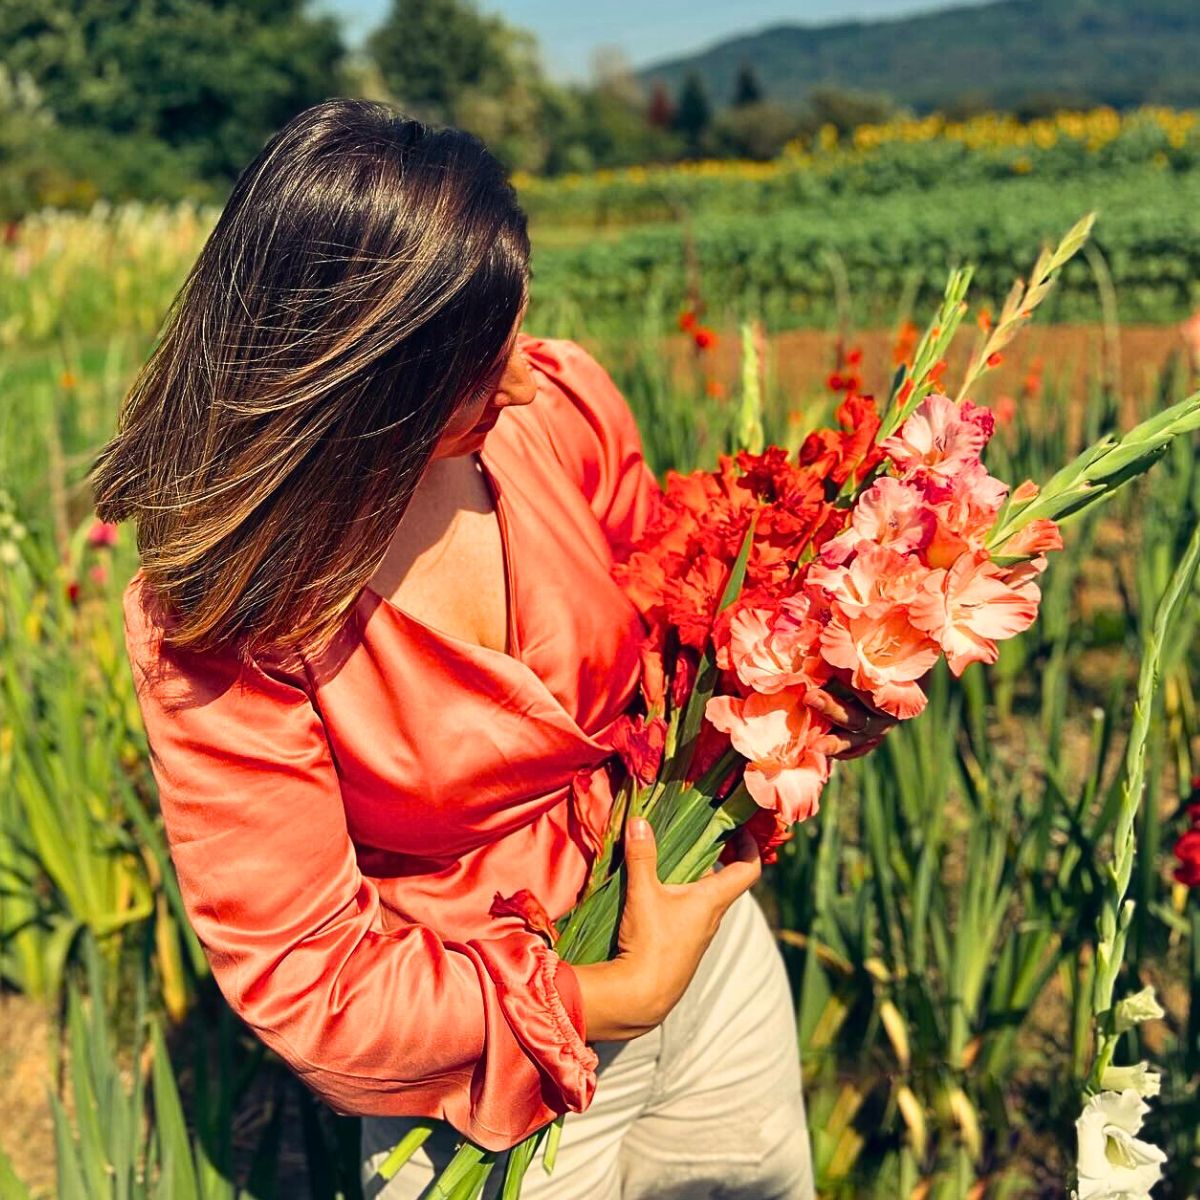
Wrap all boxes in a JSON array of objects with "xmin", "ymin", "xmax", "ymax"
[
  {"xmin": 663, "ymin": 783, "xmax": 761, "ymax": 884},
  {"xmin": 988, "ymin": 389, "xmax": 1200, "ymax": 555},
  {"xmin": 374, "ymin": 1121, "xmax": 435, "ymax": 1181},
  {"xmin": 1086, "ymin": 515, "xmax": 1200, "ymax": 1090},
  {"xmin": 542, "ymin": 1116, "xmax": 564, "ymax": 1174}
]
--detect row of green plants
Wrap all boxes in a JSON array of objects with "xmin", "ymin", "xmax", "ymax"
[
  {"xmin": 530, "ymin": 169, "xmax": 1200, "ymax": 335},
  {"xmin": 2, "ymin": 281, "xmax": 1199, "ymax": 1194}
]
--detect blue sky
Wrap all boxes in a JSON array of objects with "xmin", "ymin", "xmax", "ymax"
[{"xmin": 321, "ymin": 0, "xmax": 989, "ymax": 82}]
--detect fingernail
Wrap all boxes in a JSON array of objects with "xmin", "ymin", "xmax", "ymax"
[{"xmin": 629, "ymin": 817, "xmax": 649, "ymax": 841}]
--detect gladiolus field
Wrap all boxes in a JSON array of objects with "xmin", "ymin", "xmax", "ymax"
[{"xmin": 3, "ymin": 138, "xmax": 1200, "ymax": 1197}]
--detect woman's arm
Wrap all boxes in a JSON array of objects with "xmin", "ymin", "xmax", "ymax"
[{"xmin": 123, "ymin": 589, "xmax": 598, "ymax": 1153}]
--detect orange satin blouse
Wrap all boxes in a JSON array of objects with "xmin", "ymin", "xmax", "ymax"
[{"xmin": 121, "ymin": 334, "xmax": 663, "ymax": 1153}]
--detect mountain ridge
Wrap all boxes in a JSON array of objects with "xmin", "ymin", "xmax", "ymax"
[{"xmin": 635, "ymin": 0, "xmax": 1200, "ymax": 114}]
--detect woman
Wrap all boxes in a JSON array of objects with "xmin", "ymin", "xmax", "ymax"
[{"xmin": 91, "ymin": 99, "xmax": 882, "ymax": 1198}]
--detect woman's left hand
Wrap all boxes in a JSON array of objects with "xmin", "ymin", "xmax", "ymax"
[{"xmin": 807, "ymin": 681, "xmax": 901, "ymax": 760}]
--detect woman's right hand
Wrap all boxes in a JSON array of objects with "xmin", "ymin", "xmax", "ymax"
[{"xmin": 571, "ymin": 817, "xmax": 762, "ymax": 1042}]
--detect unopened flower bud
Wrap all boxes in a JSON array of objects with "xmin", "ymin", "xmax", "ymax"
[{"xmin": 1113, "ymin": 986, "xmax": 1165, "ymax": 1033}]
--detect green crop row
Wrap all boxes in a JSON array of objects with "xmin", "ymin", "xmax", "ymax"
[{"xmin": 526, "ymin": 168, "xmax": 1200, "ymax": 334}]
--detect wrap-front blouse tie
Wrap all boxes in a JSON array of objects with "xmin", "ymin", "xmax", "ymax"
[{"xmin": 122, "ymin": 334, "xmax": 664, "ymax": 1154}]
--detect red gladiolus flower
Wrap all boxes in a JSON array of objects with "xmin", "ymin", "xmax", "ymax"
[
  {"xmin": 609, "ymin": 714, "xmax": 668, "ymax": 785},
  {"xmin": 1173, "ymin": 803, "xmax": 1200, "ymax": 888},
  {"xmin": 986, "ymin": 352, "xmax": 1003, "ymax": 368},
  {"xmin": 66, "ymin": 580, "xmax": 81, "ymax": 605},
  {"xmin": 693, "ymin": 327, "xmax": 717, "ymax": 351}
]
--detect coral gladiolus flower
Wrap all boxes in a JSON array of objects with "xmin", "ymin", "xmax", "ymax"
[
  {"xmin": 719, "ymin": 594, "xmax": 830, "ymax": 695},
  {"xmin": 909, "ymin": 549, "xmax": 1039, "ymax": 674},
  {"xmin": 705, "ymin": 688, "xmax": 831, "ymax": 823},
  {"xmin": 819, "ymin": 607, "xmax": 940, "ymax": 719},
  {"xmin": 1001, "ymin": 518, "xmax": 1063, "ymax": 560},
  {"xmin": 880, "ymin": 393, "xmax": 994, "ymax": 482},
  {"xmin": 807, "ymin": 539, "xmax": 926, "ymax": 618}
]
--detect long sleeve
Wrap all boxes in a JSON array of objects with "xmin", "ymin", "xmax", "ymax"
[
  {"xmin": 122, "ymin": 588, "xmax": 600, "ymax": 1152},
  {"xmin": 520, "ymin": 335, "xmax": 663, "ymax": 559}
]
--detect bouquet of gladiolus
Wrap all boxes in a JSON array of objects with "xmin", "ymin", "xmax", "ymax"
[{"xmin": 375, "ymin": 213, "xmax": 1200, "ymax": 1199}]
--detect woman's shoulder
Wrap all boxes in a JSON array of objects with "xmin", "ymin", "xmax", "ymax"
[
  {"xmin": 121, "ymin": 568, "xmax": 307, "ymax": 713},
  {"xmin": 513, "ymin": 332, "xmax": 645, "ymax": 487}
]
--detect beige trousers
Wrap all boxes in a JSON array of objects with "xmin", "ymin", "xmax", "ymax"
[{"xmin": 360, "ymin": 887, "xmax": 814, "ymax": 1199}]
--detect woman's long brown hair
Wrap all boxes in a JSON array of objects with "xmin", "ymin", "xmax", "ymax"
[{"xmin": 90, "ymin": 98, "xmax": 530, "ymax": 667}]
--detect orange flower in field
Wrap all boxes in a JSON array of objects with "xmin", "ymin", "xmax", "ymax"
[
  {"xmin": 1021, "ymin": 355, "xmax": 1044, "ymax": 401},
  {"xmin": 693, "ymin": 327, "xmax": 717, "ymax": 351},
  {"xmin": 60, "ymin": 371, "xmax": 77, "ymax": 389},
  {"xmin": 994, "ymin": 394, "xmax": 1016, "ymax": 426},
  {"xmin": 986, "ymin": 352, "xmax": 1003, "ymax": 368},
  {"xmin": 678, "ymin": 309, "xmax": 698, "ymax": 332},
  {"xmin": 977, "ymin": 308, "xmax": 992, "ymax": 333},
  {"xmin": 705, "ymin": 378, "xmax": 727, "ymax": 399},
  {"xmin": 892, "ymin": 320, "xmax": 919, "ymax": 366}
]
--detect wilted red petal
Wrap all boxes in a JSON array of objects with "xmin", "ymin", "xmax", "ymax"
[{"xmin": 490, "ymin": 888, "xmax": 559, "ymax": 945}]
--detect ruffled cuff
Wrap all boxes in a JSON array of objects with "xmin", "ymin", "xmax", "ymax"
[{"xmin": 467, "ymin": 930, "xmax": 600, "ymax": 1149}]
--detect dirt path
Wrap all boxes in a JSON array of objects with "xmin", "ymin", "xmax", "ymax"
[{"xmin": 651, "ymin": 322, "xmax": 1195, "ymax": 424}]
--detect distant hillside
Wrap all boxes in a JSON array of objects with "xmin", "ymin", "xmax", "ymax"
[{"xmin": 636, "ymin": 0, "xmax": 1200, "ymax": 114}]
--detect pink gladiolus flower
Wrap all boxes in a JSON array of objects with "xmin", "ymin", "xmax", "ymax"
[
  {"xmin": 819, "ymin": 607, "xmax": 940, "ymax": 719},
  {"xmin": 705, "ymin": 688, "xmax": 831, "ymax": 823},
  {"xmin": 880, "ymin": 394, "xmax": 994, "ymax": 482},
  {"xmin": 87, "ymin": 519, "xmax": 119, "ymax": 548},
  {"xmin": 719, "ymin": 594, "xmax": 830, "ymax": 695},
  {"xmin": 909, "ymin": 549, "xmax": 1040, "ymax": 675},
  {"xmin": 848, "ymin": 476, "xmax": 935, "ymax": 554}
]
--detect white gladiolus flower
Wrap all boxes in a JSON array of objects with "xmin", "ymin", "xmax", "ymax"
[
  {"xmin": 1076, "ymin": 1089, "xmax": 1167, "ymax": 1199},
  {"xmin": 1100, "ymin": 1062, "xmax": 1162, "ymax": 1099},
  {"xmin": 1113, "ymin": 986, "xmax": 1165, "ymax": 1034}
]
